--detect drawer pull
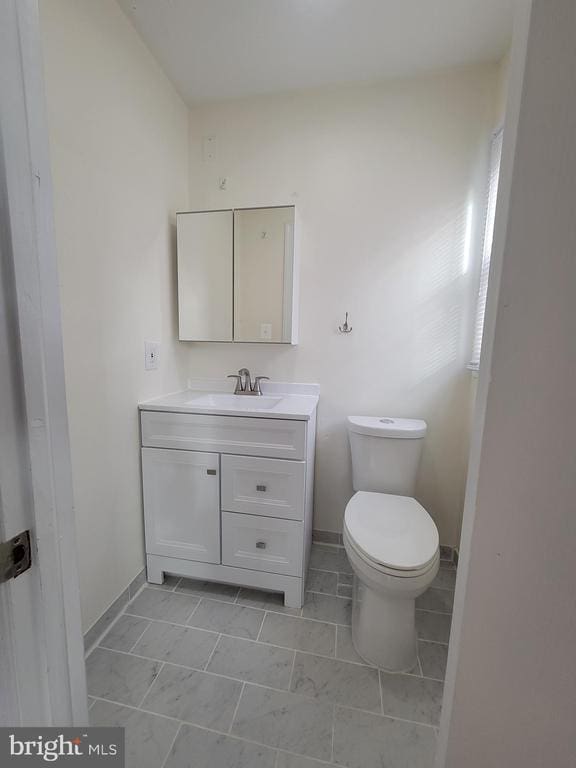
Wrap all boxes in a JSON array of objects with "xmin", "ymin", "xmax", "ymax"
[
  {"xmin": 255, "ymin": 541, "xmax": 267, "ymax": 549},
  {"xmin": 256, "ymin": 484, "xmax": 267, "ymax": 492},
  {"xmin": 207, "ymin": 469, "xmax": 217, "ymax": 475}
]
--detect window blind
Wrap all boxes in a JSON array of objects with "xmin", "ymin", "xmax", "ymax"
[{"xmin": 469, "ymin": 128, "xmax": 503, "ymax": 371}]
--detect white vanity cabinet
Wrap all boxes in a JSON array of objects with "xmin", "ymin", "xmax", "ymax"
[{"xmin": 139, "ymin": 399, "xmax": 317, "ymax": 608}]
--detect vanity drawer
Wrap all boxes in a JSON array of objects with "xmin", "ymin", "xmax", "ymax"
[
  {"xmin": 221, "ymin": 455, "xmax": 305, "ymax": 521},
  {"xmin": 141, "ymin": 411, "xmax": 306, "ymax": 460},
  {"xmin": 221, "ymin": 512, "xmax": 303, "ymax": 577}
]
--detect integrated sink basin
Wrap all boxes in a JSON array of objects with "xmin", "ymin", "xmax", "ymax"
[{"xmin": 185, "ymin": 393, "xmax": 283, "ymax": 411}]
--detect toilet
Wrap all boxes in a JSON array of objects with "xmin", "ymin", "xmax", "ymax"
[{"xmin": 343, "ymin": 416, "xmax": 440, "ymax": 672}]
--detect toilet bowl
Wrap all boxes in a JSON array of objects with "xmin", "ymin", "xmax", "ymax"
[
  {"xmin": 345, "ymin": 417, "xmax": 440, "ymax": 671},
  {"xmin": 344, "ymin": 491, "xmax": 439, "ymax": 670}
]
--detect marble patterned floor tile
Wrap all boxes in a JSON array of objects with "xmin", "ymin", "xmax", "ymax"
[
  {"xmin": 127, "ymin": 588, "xmax": 199, "ymax": 624},
  {"xmin": 99, "ymin": 615, "xmax": 150, "ymax": 652},
  {"xmin": 187, "ymin": 598, "xmax": 265, "ymax": 639},
  {"xmin": 418, "ymin": 641, "xmax": 448, "ymax": 681},
  {"xmin": 90, "ymin": 699, "xmax": 179, "ymax": 768},
  {"xmin": 431, "ymin": 567, "xmax": 456, "ymax": 591},
  {"xmin": 309, "ymin": 544, "xmax": 352, "ymax": 575},
  {"xmin": 379, "ymin": 671, "xmax": 444, "ymax": 725},
  {"xmin": 338, "ymin": 573, "xmax": 353, "ymax": 586},
  {"xmin": 131, "ymin": 620, "xmax": 218, "ymax": 669},
  {"xmin": 416, "ymin": 588, "xmax": 454, "ymax": 614},
  {"xmin": 85, "ymin": 648, "xmax": 161, "ymax": 707},
  {"xmin": 231, "ymin": 684, "xmax": 333, "ymax": 761},
  {"xmin": 176, "ymin": 578, "xmax": 240, "ymax": 602},
  {"xmin": 259, "ymin": 613, "xmax": 336, "ymax": 656},
  {"xmin": 277, "ymin": 753, "xmax": 337, "ymax": 768},
  {"xmin": 141, "ymin": 663, "xmax": 242, "ymax": 730},
  {"xmin": 236, "ymin": 588, "xmax": 301, "ymax": 615},
  {"xmin": 333, "ymin": 705, "xmax": 437, "ymax": 768},
  {"xmin": 337, "ymin": 584, "xmax": 352, "ymax": 598},
  {"xmin": 164, "ymin": 724, "xmax": 276, "ymax": 768},
  {"xmin": 290, "ymin": 652, "xmax": 381, "ymax": 712},
  {"xmin": 147, "ymin": 574, "xmax": 181, "ymax": 591},
  {"xmin": 206, "ymin": 635, "xmax": 294, "ymax": 689},
  {"xmin": 302, "ymin": 592, "xmax": 352, "ymax": 625},
  {"xmin": 306, "ymin": 569, "xmax": 338, "ymax": 595},
  {"xmin": 415, "ymin": 611, "xmax": 452, "ymax": 644}
]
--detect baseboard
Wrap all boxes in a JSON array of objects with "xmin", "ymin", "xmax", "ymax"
[
  {"xmin": 312, "ymin": 529, "xmax": 343, "ymax": 545},
  {"xmin": 440, "ymin": 545, "xmax": 457, "ymax": 564},
  {"xmin": 83, "ymin": 567, "xmax": 146, "ymax": 652}
]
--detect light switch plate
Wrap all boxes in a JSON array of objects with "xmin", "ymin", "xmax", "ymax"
[{"xmin": 144, "ymin": 341, "xmax": 160, "ymax": 370}]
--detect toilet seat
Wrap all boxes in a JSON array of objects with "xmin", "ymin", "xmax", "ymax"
[{"xmin": 344, "ymin": 492, "xmax": 439, "ymax": 576}]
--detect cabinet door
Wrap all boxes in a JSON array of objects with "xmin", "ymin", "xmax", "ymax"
[
  {"xmin": 177, "ymin": 210, "xmax": 233, "ymax": 341},
  {"xmin": 142, "ymin": 448, "xmax": 220, "ymax": 563}
]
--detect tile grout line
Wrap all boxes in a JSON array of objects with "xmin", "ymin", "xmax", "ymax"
[
  {"xmin": 227, "ymin": 681, "xmax": 246, "ymax": 735},
  {"xmin": 126, "ymin": 620, "xmax": 153, "ymax": 654},
  {"xmin": 159, "ymin": 722, "xmax": 182, "ymax": 768},
  {"xmin": 202, "ymin": 633, "xmax": 222, "ymax": 672},
  {"xmin": 255, "ymin": 610, "xmax": 268, "ymax": 642},
  {"xmin": 183, "ymin": 597, "xmax": 202, "ymax": 625},
  {"xmin": 330, "ymin": 704, "xmax": 336, "ymax": 764},
  {"xmin": 136, "ymin": 660, "xmax": 165, "ymax": 709},
  {"xmin": 287, "ymin": 649, "xmax": 297, "ymax": 693}
]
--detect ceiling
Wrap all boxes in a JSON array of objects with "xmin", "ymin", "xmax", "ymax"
[{"xmin": 118, "ymin": 0, "xmax": 513, "ymax": 105}]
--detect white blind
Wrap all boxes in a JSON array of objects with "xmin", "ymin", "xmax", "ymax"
[{"xmin": 469, "ymin": 129, "xmax": 503, "ymax": 371}]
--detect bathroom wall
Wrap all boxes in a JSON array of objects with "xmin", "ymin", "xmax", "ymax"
[
  {"xmin": 40, "ymin": 0, "xmax": 189, "ymax": 632},
  {"xmin": 186, "ymin": 65, "xmax": 501, "ymax": 546}
]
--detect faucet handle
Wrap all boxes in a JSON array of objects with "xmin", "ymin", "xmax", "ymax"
[
  {"xmin": 252, "ymin": 376, "xmax": 270, "ymax": 395},
  {"xmin": 227, "ymin": 374, "xmax": 243, "ymax": 394}
]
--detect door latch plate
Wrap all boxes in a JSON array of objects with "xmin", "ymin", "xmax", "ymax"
[{"xmin": 0, "ymin": 530, "xmax": 32, "ymax": 584}]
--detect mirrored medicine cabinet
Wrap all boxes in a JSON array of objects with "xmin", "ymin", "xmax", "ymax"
[{"xmin": 177, "ymin": 205, "xmax": 298, "ymax": 344}]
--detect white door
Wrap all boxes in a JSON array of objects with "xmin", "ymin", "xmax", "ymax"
[
  {"xmin": 142, "ymin": 449, "xmax": 221, "ymax": 563},
  {"xmin": 0, "ymin": 0, "xmax": 87, "ymax": 726}
]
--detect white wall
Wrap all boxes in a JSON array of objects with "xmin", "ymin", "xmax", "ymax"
[
  {"xmin": 440, "ymin": 1, "xmax": 576, "ymax": 765},
  {"xmin": 186, "ymin": 66, "xmax": 500, "ymax": 545},
  {"xmin": 40, "ymin": 0, "xmax": 189, "ymax": 632}
]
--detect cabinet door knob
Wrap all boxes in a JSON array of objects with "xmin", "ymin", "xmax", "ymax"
[
  {"xmin": 255, "ymin": 541, "xmax": 267, "ymax": 549},
  {"xmin": 256, "ymin": 484, "xmax": 267, "ymax": 492}
]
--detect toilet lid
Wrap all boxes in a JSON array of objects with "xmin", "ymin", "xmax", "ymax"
[{"xmin": 344, "ymin": 492, "xmax": 439, "ymax": 571}]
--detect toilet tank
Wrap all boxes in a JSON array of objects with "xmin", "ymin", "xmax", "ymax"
[{"xmin": 348, "ymin": 416, "xmax": 427, "ymax": 495}]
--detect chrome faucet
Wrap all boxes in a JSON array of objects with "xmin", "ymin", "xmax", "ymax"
[{"xmin": 228, "ymin": 368, "xmax": 270, "ymax": 396}]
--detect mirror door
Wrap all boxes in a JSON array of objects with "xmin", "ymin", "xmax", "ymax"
[
  {"xmin": 233, "ymin": 206, "xmax": 295, "ymax": 343},
  {"xmin": 177, "ymin": 210, "xmax": 233, "ymax": 341}
]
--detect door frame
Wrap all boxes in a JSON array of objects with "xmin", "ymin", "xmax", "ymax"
[
  {"xmin": 0, "ymin": 0, "xmax": 87, "ymax": 725},
  {"xmin": 434, "ymin": 1, "xmax": 533, "ymax": 764}
]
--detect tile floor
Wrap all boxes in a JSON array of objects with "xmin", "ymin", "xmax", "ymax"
[{"xmin": 87, "ymin": 544, "xmax": 455, "ymax": 768}]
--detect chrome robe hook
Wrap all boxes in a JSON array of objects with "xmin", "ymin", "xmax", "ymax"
[{"xmin": 338, "ymin": 312, "xmax": 352, "ymax": 334}]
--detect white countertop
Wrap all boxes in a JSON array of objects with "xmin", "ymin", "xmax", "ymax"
[{"xmin": 139, "ymin": 379, "xmax": 319, "ymax": 421}]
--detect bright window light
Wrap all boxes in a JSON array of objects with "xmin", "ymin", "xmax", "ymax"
[{"xmin": 469, "ymin": 128, "xmax": 503, "ymax": 371}]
